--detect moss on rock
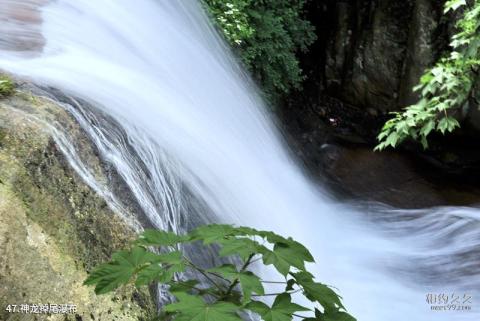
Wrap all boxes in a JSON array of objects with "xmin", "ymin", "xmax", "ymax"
[
  {"xmin": 0, "ymin": 75, "xmax": 14, "ymax": 97},
  {"xmin": 0, "ymin": 89, "xmax": 155, "ymax": 321}
]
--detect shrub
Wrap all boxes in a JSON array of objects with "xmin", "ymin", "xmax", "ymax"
[
  {"xmin": 376, "ymin": 0, "xmax": 480, "ymax": 150},
  {"xmin": 203, "ymin": 0, "xmax": 316, "ymax": 103},
  {"xmin": 85, "ymin": 224, "xmax": 355, "ymax": 321}
]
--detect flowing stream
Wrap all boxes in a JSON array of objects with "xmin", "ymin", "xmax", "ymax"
[{"xmin": 0, "ymin": 1, "xmax": 479, "ymax": 320}]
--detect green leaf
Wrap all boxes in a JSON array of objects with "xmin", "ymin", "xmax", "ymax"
[
  {"xmin": 218, "ymin": 238, "xmax": 261, "ymax": 261},
  {"xmin": 420, "ymin": 136, "xmax": 429, "ymax": 150},
  {"xmin": 169, "ymin": 280, "xmax": 200, "ymax": 293},
  {"xmin": 374, "ymin": 142, "xmax": 387, "ymax": 151},
  {"xmin": 261, "ymin": 238, "xmax": 314, "ymax": 276},
  {"xmin": 265, "ymin": 234, "xmax": 314, "ymax": 264},
  {"xmin": 437, "ymin": 117, "xmax": 450, "ymax": 134},
  {"xmin": 208, "ymin": 264, "xmax": 264, "ymax": 302},
  {"xmin": 301, "ymin": 308, "xmax": 323, "ymax": 321},
  {"xmin": 420, "ymin": 71, "xmax": 434, "ymax": 84},
  {"xmin": 135, "ymin": 264, "xmax": 185, "ymax": 287},
  {"xmin": 85, "ymin": 246, "xmax": 158, "ymax": 294},
  {"xmin": 255, "ymin": 230, "xmax": 288, "ymax": 244},
  {"xmin": 113, "ymin": 246, "xmax": 159, "ymax": 266},
  {"xmin": 189, "ymin": 224, "xmax": 239, "ymax": 244},
  {"xmin": 420, "ymin": 120, "xmax": 435, "ymax": 137},
  {"xmin": 261, "ymin": 248, "xmax": 291, "ymax": 276},
  {"xmin": 322, "ymin": 309, "xmax": 357, "ymax": 321},
  {"xmin": 135, "ymin": 252, "xmax": 185, "ymax": 286},
  {"xmin": 293, "ymin": 272, "xmax": 344, "ymax": 311},
  {"xmin": 137, "ymin": 229, "xmax": 189, "ymax": 247},
  {"xmin": 156, "ymin": 250, "xmax": 184, "ymax": 264},
  {"xmin": 246, "ymin": 294, "xmax": 309, "ymax": 321},
  {"xmin": 444, "ymin": 0, "xmax": 466, "ymax": 13},
  {"xmin": 285, "ymin": 279, "xmax": 296, "ymax": 291},
  {"xmin": 446, "ymin": 117, "xmax": 460, "ymax": 132},
  {"xmin": 385, "ymin": 132, "xmax": 399, "ymax": 148},
  {"xmin": 165, "ymin": 292, "xmax": 242, "ymax": 321},
  {"xmin": 135, "ymin": 263, "xmax": 166, "ymax": 286}
]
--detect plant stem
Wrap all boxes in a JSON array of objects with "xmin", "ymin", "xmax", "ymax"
[
  {"xmin": 240, "ymin": 254, "xmax": 256, "ymax": 271},
  {"xmin": 175, "ymin": 281, "xmax": 220, "ymax": 298},
  {"xmin": 183, "ymin": 256, "xmax": 225, "ymax": 293},
  {"xmin": 260, "ymin": 280, "xmax": 287, "ymax": 284},
  {"xmin": 248, "ymin": 257, "xmax": 262, "ymax": 265},
  {"xmin": 225, "ymin": 253, "xmax": 255, "ymax": 297},
  {"xmin": 207, "ymin": 271, "xmax": 231, "ymax": 283},
  {"xmin": 252, "ymin": 289, "xmax": 302, "ymax": 297}
]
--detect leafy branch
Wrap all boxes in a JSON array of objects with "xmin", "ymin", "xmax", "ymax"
[
  {"xmin": 84, "ymin": 224, "xmax": 355, "ymax": 321},
  {"xmin": 376, "ymin": 0, "xmax": 480, "ymax": 150},
  {"xmin": 202, "ymin": 0, "xmax": 316, "ymax": 103}
]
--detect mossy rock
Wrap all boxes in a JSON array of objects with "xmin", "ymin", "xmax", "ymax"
[{"xmin": 0, "ymin": 89, "xmax": 155, "ymax": 321}]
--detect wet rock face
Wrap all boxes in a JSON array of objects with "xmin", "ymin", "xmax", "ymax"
[
  {"xmin": 0, "ymin": 88, "xmax": 155, "ymax": 321},
  {"xmin": 318, "ymin": 144, "xmax": 480, "ymax": 208},
  {"xmin": 311, "ymin": 0, "xmax": 445, "ymax": 112}
]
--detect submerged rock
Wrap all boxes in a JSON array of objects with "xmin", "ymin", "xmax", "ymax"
[{"xmin": 0, "ymin": 87, "xmax": 155, "ymax": 321}]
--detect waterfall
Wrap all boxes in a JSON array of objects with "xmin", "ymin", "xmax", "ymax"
[{"xmin": 0, "ymin": 1, "xmax": 478, "ymax": 320}]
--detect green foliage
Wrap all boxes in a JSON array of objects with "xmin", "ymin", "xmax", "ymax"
[
  {"xmin": 246, "ymin": 294, "xmax": 309, "ymax": 321},
  {"xmin": 203, "ymin": 0, "xmax": 316, "ymax": 103},
  {"xmin": 376, "ymin": 0, "xmax": 480, "ymax": 150},
  {"xmin": 203, "ymin": 0, "xmax": 254, "ymax": 46},
  {"xmin": 445, "ymin": 0, "xmax": 467, "ymax": 13},
  {"xmin": 165, "ymin": 292, "xmax": 242, "ymax": 321},
  {"xmin": 85, "ymin": 224, "xmax": 355, "ymax": 321},
  {"xmin": 0, "ymin": 75, "xmax": 14, "ymax": 97}
]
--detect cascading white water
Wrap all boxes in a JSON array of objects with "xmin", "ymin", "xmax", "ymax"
[{"xmin": 0, "ymin": 1, "xmax": 478, "ymax": 320}]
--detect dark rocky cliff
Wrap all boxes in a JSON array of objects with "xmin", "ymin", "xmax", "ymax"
[
  {"xmin": 302, "ymin": 0, "xmax": 449, "ymax": 112},
  {"xmin": 279, "ymin": 1, "xmax": 480, "ymax": 206}
]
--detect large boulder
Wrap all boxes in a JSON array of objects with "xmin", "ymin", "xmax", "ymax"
[{"xmin": 0, "ymin": 85, "xmax": 155, "ymax": 321}]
